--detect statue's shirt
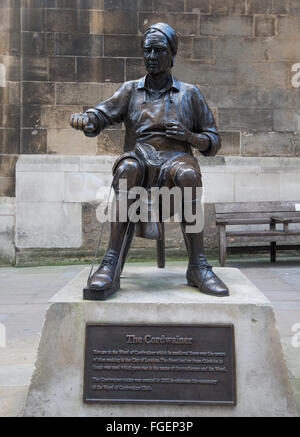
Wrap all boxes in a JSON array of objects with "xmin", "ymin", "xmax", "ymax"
[{"xmin": 86, "ymin": 75, "xmax": 220, "ymax": 157}]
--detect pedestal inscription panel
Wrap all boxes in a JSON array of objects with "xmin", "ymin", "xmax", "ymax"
[{"xmin": 84, "ymin": 324, "xmax": 236, "ymax": 405}]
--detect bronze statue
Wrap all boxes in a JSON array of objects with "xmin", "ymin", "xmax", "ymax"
[{"xmin": 70, "ymin": 23, "xmax": 229, "ymax": 300}]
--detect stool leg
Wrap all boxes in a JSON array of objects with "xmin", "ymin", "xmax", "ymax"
[{"xmin": 270, "ymin": 242, "xmax": 276, "ymax": 263}]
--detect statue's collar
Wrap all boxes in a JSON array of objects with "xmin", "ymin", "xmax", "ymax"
[{"xmin": 137, "ymin": 75, "xmax": 180, "ymax": 92}]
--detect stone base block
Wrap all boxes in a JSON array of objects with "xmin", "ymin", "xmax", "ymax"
[{"xmin": 24, "ymin": 264, "xmax": 297, "ymax": 416}]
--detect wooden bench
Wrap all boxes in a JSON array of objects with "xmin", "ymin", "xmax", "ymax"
[{"xmin": 215, "ymin": 201, "xmax": 300, "ymax": 266}]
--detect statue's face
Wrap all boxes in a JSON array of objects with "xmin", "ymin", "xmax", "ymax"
[{"xmin": 143, "ymin": 31, "xmax": 172, "ymax": 75}]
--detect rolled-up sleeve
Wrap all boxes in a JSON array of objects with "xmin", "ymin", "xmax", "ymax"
[
  {"xmin": 192, "ymin": 85, "xmax": 221, "ymax": 156},
  {"xmin": 84, "ymin": 82, "xmax": 132, "ymax": 138}
]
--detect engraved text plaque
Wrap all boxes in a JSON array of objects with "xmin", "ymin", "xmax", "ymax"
[{"xmin": 84, "ymin": 324, "xmax": 236, "ymax": 405}]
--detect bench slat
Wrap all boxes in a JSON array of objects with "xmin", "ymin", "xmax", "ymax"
[{"xmin": 215, "ymin": 201, "xmax": 300, "ymax": 215}]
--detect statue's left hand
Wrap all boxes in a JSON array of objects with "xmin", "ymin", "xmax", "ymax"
[{"xmin": 165, "ymin": 121, "xmax": 192, "ymax": 142}]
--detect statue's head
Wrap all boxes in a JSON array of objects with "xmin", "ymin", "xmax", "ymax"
[{"xmin": 142, "ymin": 23, "xmax": 178, "ymax": 75}]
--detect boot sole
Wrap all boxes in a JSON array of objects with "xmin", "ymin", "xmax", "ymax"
[
  {"xmin": 187, "ymin": 280, "xmax": 229, "ymax": 297},
  {"xmin": 83, "ymin": 280, "xmax": 120, "ymax": 301}
]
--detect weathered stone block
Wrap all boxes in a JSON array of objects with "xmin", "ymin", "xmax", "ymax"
[
  {"xmin": 256, "ymin": 87, "xmax": 300, "ymax": 109},
  {"xmin": 101, "ymin": 83, "xmax": 122, "ymax": 100},
  {"xmin": 77, "ymin": 57, "xmax": 125, "ymax": 83},
  {"xmin": 137, "ymin": 0, "xmax": 154, "ymax": 11},
  {"xmin": 186, "ymin": 0, "xmax": 210, "ymax": 14},
  {"xmin": 255, "ymin": 15, "xmax": 276, "ymax": 37},
  {"xmin": 219, "ymin": 109, "xmax": 273, "ymax": 132},
  {"xmin": 248, "ymin": 0, "xmax": 272, "ymax": 14},
  {"xmin": 42, "ymin": 9, "xmax": 88, "ymax": 33},
  {"xmin": 211, "ymin": 0, "xmax": 230, "ymax": 15},
  {"xmin": 0, "ymin": 177, "xmax": 15, "ymax": 197},
  {"xmin": 268, "ymin": 38, "xmax": 300, "ymax": 62},
  {"xmin": 22, "ymin": 57, "xmax": 48, "ymax": 81},
  {"xmin": 193, "ymin": 37, "xmax": 215, "ymax": 61},
  {"xmin": 22, "ymin": 104, "xmax": 41, "ymax": 128},
  {"xmin": 126, "ymin": 58, "xmax": 145, "ymax": 81},
  {"xmin": 15, "ymin": 202, "xmax": 82, "ymax": 249},
  {"xmin": 0, "ymin": 155, "xmax": 17, "ymax": 181},
  {"xmin": 97, "ymin": 129, "xmax": 125, "ymax": 155},
  {"xmin": 104, "ymin": 0, "xmax": 137, "ymax": 11},
  {"xmin": 272, "ymin": 0, "xmax": 289, "ymax": 14},
  {"xmin": 22, "ymin": 82, "xmax": 55, "ymax": 105},
  {"xmin": 277, "ymin": 16, "xmax": 300, "ymax": 36},
  {"xmin": 22, "ymin": 0, "xmax": 75, "ymax": 6},
  {"xmin": 3, "ymin": 104, "xmax": 20, "ymax": 128},
  {"xmin": 236, "ymin": 62, "xmax": 289, "ymax": 88},
  {"xmin": 0, "ymin": 31, "xmax": 20, "ymax": 56},
  {"xmin": 55, "ymin": 33, "xmax": 104, "ymax": 57},
  {"xmin": 21, "ymin": 32, "xmax": 54, "ymax": 57},
  {"xmin": 0, "ymin": 128, "xmax": 20, "ymax": 154},
  {"xmin": 177, "ymin": 36, "xmax": 193, "ymax": 60},
  {"xmin": 90, "ymin": 10, "xmax": 138, "ymax": 34},
  {"xmin": 47, "ymin": 129, "xmax": 98, "ymax": 155},
  {"xmin": 173, "ymin": 61, "xmax": 235, "ymax": 86},
  {"xmin": 201, "ymin": 16, "xmax": 253, "ymax": 36},
  {"xmin": 104, "ymin": 35, "xmax": 143, "ymax": 57},
  {"xmin": 42, "ymin": 105, "xmax": 82, "ymax": 129},
  {"xmin": 139, "ymin": 13, "xmax": 198, "ymax": 36},
  {"xmin": 154, "ymin": 0, "xmax": 184, "ymax": 12},
  {"xmin": 229, "ymin": 0, "xmax": 247, "ymax": 15},
  {"xmin": 49, "ymin": 57, "xmax": 75, "ymax": 82},
  {"xmin": 0, "ymin": 7, "xmax": 19, "ymax": 32},
  {"xmin": 219, "ymin": 131, "xmax": 241, "ymax": 155},
  {"xmin": 273, "ymin": 110, "xmax": 300, "ymax": 133},
  {"xmin": 16, "ymin": 171, "xmax": 64, "ymax": 202},
  {"xmin": 78, "ymin": 0, "xmax": 104, "ymax": 9},
  {"xmin": 289, "ymin": 0, "xmax": 300, "ymax": 15},
  {"xmin": 216, "ymin": 37, "xmax": 268, "ymax": 62},
  {"xmin": 21, "ymin": 128, "xmax": 47, "ymax": 154},
  {"xmin": 55, "ymin": 83, "xmax": 103, "ymax": 106},
  {"xmin": 241, "ymin": 132, "xmax": 296, "ymax": 157},
  {"xmin": 0, "ymin": 55, "xmax": 20, "ymax": 81},
  {"xmin": 21, "ymin": 7, "xmax": 41, "ymax": 31}
]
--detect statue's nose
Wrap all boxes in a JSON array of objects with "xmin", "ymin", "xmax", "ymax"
[{"xmin": 150, "ymin": 49, "xmax": 156, "ymax": 59}]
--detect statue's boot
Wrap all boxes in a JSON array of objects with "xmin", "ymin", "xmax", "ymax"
[
  {"xmin": 83, "ymin": 221, "xmax": 132, "ymax": 300},
  {"xmin": 182, "ymin": 224, "xmax": 229, "ymax": 297}
]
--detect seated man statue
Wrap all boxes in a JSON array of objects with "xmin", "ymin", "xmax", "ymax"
[{"xmin": 70, "ymin": 22, "xmax": 229, "ymax": 299}]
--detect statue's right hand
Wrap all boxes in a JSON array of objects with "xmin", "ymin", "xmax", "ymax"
[{"xmin": 69, "ymin": 112, "xmax": 95, "ymax": 132}]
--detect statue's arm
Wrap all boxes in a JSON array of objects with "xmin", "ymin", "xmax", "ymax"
[
  {"xmin": 192, "ymin": 85, "xmax": 221, "ymax": 156},
  {"xmin": 69, "ymin": 82, "xmax": 131, "ymax": 136}
]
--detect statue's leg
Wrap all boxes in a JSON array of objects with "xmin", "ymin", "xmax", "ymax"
[
  {"xmin": 85, "ymin": 157, "xmax": 143, "ymax": 299},
  {"xmin": 174, "ymin": 165, "xmax": 229, "ymax": 297}
]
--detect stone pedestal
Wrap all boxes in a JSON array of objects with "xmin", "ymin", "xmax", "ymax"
[{"xmin": 24, "ymin": 264, "xmax": 297, "ymax": 417}]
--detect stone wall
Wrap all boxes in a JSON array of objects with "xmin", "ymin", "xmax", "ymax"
[{"xmin": 0, "ymin": 0, "xmax": 300, "ymax": 198}]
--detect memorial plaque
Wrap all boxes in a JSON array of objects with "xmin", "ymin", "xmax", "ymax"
[{"xmin": 84, "ymin": 324, "xmax": 236, "ymax": 405}]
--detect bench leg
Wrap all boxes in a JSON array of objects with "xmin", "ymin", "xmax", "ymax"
[
  {"xmin": 156, "ymin": 238, "xmax": 165, "ymax": 268},
  {"xmin": 270, "ymin": 221, "xmax": 276, "ymax": 263},
  {"xmin": 270, "ymin": 242, "xmax": 276, "ymax": 263},
  {"xmin": 218, "ymin": 224, "xmax": 227, "ymax": 267}
]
